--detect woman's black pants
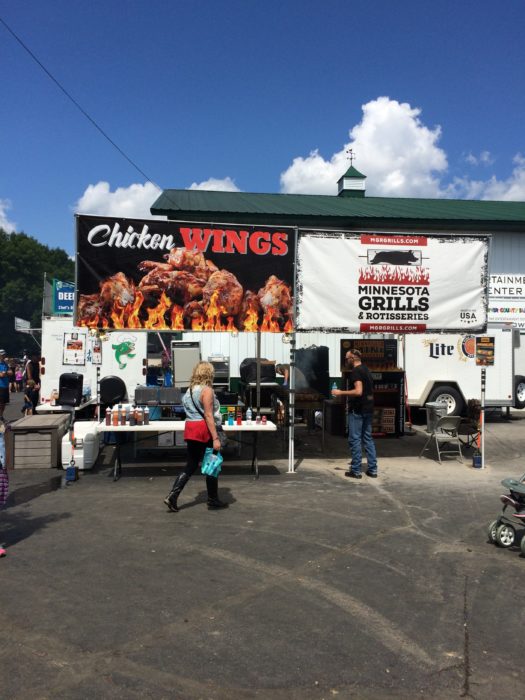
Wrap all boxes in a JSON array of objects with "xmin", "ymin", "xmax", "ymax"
[{"xmin": 179, "ymin": 439, "xmax": 218, "ymax": 498}]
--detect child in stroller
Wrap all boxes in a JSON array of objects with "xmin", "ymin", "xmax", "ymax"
[{"xmin": 487, "ymin": 473, "xmax": 525, "ymax": 553}]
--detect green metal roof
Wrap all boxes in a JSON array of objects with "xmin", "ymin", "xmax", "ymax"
[{"xmin": 150, "ymin": 189, "xmax": 525, "ymax": 232}]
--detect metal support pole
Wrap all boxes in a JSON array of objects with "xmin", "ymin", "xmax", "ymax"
[
  {"xmin": 256, "ymin": 330, "xmax": 261, "ymax": 413},
  {"xmin": 96, "ymin": 366, "xmax": 101, "ymax": 421},
  {"xmin": 287, "ymin": 227, "xmax": 299, "ymax": 474},
  {"xmin": 481, "ymin": 368, "xmax": 486, "ymax": 469}
]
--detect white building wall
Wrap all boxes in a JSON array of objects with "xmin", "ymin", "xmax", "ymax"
[{"xmin": 181, "ymin": 331, "xmax": 358, "ymax": 378}]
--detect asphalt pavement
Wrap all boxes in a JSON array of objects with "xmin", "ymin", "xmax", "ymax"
[{"xmin": 2, "ymin": 391, "xmax": 525, "ymax": 699}]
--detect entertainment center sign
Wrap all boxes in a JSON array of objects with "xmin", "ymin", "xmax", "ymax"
[
  {"xmin": 488, "ymin": 274, "xmax": 525, "ymax": 329},
  {"xmin": 297, "ymin": 232, "xmax": 489, "ymax": 333}
]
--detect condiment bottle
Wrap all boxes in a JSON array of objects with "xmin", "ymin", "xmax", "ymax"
[
  {"xmin": 105, "ymin": 407, "xmax": 111, "ymax": 426},
  {"xmin": 255, "ymin": 414, "xmax": 261, "ymax": 424},
  {"xmin": 246, "ymin": 407, "xmax": 252, "ymax": 424},
  {"xmin": 120, "ymin": 406, "xmax": 127, "ymax": 426},
  {"xmin": 136, "ymin": 408, "xmax": 143, "ymax": 425},
  {"xmin": 262, "ymin": 415, "xmax": 267, "ymax": 425},
  {"xmin": 144, "ymin": 407, "xmax": 150, "ymax": 425},
  {"xmin": 112, "ymin": 408, "xmax": 119, "ymax": 426}
]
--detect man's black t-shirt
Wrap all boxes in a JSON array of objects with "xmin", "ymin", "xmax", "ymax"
[{"xmin": 347, "ymin": 364, "xmax": 375, "ymax": 414}]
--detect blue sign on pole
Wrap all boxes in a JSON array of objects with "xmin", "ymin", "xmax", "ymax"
[{"xmin": 53, "ymin": 279, "xmax": 75, "ymax": 315}]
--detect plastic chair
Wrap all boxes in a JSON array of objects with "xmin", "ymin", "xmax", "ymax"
[{"xmin": 420, "ymin": 415, "xmax": 463, "ymax": 463}]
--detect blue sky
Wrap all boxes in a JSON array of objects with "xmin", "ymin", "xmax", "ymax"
[{"xmin": 1, "ymin": 0, "xmax": 525, "ymax": 254}]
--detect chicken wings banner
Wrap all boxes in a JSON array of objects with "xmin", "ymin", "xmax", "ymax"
[
  {"xmin": 75, "ymin": 215, "xmax": 294, "ymax": 332},
  {"xmin": 296, "ymin": 231, "xmax": 489, "ymax": 333}
]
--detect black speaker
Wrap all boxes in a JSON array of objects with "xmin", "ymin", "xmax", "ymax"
[
  {"xmin": 58, "ymin": 372, "xmax": 84, "ymax": 407},
  {"xmin": 295, "ymin": 346, "xmax": 330, "ymax": 397},
  {"xmin": 99, "ymin": 375, "xmax": 127, "ymax": 406}
]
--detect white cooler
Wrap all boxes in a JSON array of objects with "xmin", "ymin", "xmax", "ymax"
[{"xmin": 61, "ymin": 420, "xmax": 101, "ymax": 470}]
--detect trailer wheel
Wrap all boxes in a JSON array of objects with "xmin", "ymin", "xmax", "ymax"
[
  {"xmin": 514, "ymin": 376, "xmax": 525, "ymax": 409},
  {"xmin": 427, "ymin": 385, "xmax": 465, "ymax": 416}
]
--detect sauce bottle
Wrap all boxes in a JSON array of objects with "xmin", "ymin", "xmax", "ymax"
[{"xmin": 105, "ymin": 407, "xmax": 111, "ymax": 426}]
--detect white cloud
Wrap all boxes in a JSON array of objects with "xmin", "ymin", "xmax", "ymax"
[
  {"xmin": 450, "ymin": 154, "xmax": 525, "ymax": 201},
  {"xmin": 75, "ymin": 181, "xmax": 163, "ymax": 219},
  {"xmin": 280, "ymin": 97, "xmax": 448, "ymax": 198},
  {"xmin": 0, "ymin": 198, "xmax": 17, "ymax": 233},
  {"xmin": 188, "ymin": 177, "xmax": 240, "ymax": 192},
  {"xmin": 464, "ymin": 150, "xmax": 494, "ymax": 167},
  {"xmin": 75, "ymin": 178, "xmax": 241, "ymax": 220},
  {"xmin": 280, "ymin": 97, "xmax": 525, "ymax": 202}
]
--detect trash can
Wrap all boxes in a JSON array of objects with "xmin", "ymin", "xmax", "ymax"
[{"xmin": 425, "ymin": 402, "xmax": 448, "ymax": 433}]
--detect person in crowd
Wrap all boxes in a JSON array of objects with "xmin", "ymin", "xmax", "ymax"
[
  {"xmin": 25, "ymin": 352, "xmax": 41, "ymax": 406},
  {"xmin": 22, "ymin": 380, "xmax": 38, "ymax": 416},
  {"xmin": 0, "ymin": 350, "xmax": 13, "ymax": 423},
  {"xmin": 164, "ymin": 361, "xmax": 228, "ymax": 512},
  {"xmin": 15, "ymin": 365, "xmax": 23, "ymax": 392},
  {"xmin": 276, "ymin": 363, "xmax": 290, "ymax": 386},
  {"xmin": 25, "ymin": 352, "xmax": 40, "ymax": 384},
  {"xmin": 332, "ymin": 348, "xmax": 378, "ymax": 479},
  {"xmin": 8, "ymin": 358, "xmax": 17, "ymax": 393},
  {"xmin": 276, "ymin": 363, "xmax": 309, "ymax": 390}
]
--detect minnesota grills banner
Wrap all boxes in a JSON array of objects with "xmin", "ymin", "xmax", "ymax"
[
  {"xmin": 297, "ymin": 232, "xmax": 489, "ymax": 333},
  {"xmin": 75, "ymin": 215, "xmax": 294, "ymax": 332}
]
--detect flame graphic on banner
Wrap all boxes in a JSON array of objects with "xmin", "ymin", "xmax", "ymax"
[
  {"xmin": 79, "ymin": 288, "xmax": 294, "ymax": 332},
  {"xmin": 359, "ymin": 265, "xmax": 430, "ymax": 285}
]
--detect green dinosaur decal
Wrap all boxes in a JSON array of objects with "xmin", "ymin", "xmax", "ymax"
[{"xmin": 112, "ymin": 340, "xmax": 136, "ymax": 369}]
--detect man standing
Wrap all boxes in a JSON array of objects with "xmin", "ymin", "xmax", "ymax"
[
  {"xmin": 0, "ymin": 349, "xmax": 13, "ymax": 423},
  {"xmin": 332, "ymin": 349, "xmax": 378, "ymax": 479}
]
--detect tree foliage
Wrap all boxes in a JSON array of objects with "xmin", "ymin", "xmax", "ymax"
[{"xmin": 0, "ymin": 228, "xmax": 74, "ymax": 355}]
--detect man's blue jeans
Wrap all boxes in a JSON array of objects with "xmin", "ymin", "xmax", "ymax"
[{"xmin": 348, "ymin": 411, "xmax": 378, "ymax": 475}]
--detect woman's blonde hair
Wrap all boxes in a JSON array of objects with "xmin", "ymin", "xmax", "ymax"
[{"xmin": 190, "ymin": 361, "xmax": 215, "ymax": 389}]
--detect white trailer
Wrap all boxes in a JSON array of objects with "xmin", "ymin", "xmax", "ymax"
[
  {"xmin": 40, "ymin": 317, "xmax": 148, "ymax": 405},
  {"xmin": 403, "ymin": 325, "xmax": 525, "ymax": 414}
]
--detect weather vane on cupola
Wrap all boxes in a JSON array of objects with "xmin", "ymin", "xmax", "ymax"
[{"xmin": 346, "ymin": 148, "xmax": 356, "ymax": 166}]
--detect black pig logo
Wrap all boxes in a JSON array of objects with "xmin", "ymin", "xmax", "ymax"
[{"xmin": 369, "ymin": 249, "xmax": 420, "ymax": 266}]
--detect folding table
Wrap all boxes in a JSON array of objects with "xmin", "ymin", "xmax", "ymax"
[{"xmin": 96, "ymin": 420, "xmax": 277, "ymax": 480}]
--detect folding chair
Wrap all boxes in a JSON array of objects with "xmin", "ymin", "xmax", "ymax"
[
  {"xmin": 420, "ymin": 415, "xmax": 463, "ymax": 463},
  {"xmin": 458, "ymin": 399, "xmax": 481, "ymax": 449},
  {"xmin": 458, "ymin": 419, "xmax": 480, "ymax": 448}
]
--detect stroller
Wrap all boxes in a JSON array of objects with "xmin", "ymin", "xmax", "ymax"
[{"xmin": 487, "ymin": 473, "xmax": 525, "ymax": 553}]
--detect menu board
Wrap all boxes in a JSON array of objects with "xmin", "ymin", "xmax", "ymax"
[
  {"xmin": 340, "ymin": 338, "xmax": 398, "ymax": 370},
  {"xmin": 63, "ymin": 332, "xmax": 86, "ymax": 366},
  {"xmin": 475, "ymin": 336, "xmax": 495, "ymax": 366}
]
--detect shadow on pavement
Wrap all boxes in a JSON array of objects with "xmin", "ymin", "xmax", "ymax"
[{"xmin": 1, "ymin": 510, "xmax": 71, "ymax": 548}]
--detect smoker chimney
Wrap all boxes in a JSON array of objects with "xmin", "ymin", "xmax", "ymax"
[{"xmin": 337, "ymin": 165, "xmax": 366, "ymax": 198}]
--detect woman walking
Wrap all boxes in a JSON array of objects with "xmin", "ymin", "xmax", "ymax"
[{"xmin": 164, "ymin": 361, "xmax": 228, "ymax": 512}]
